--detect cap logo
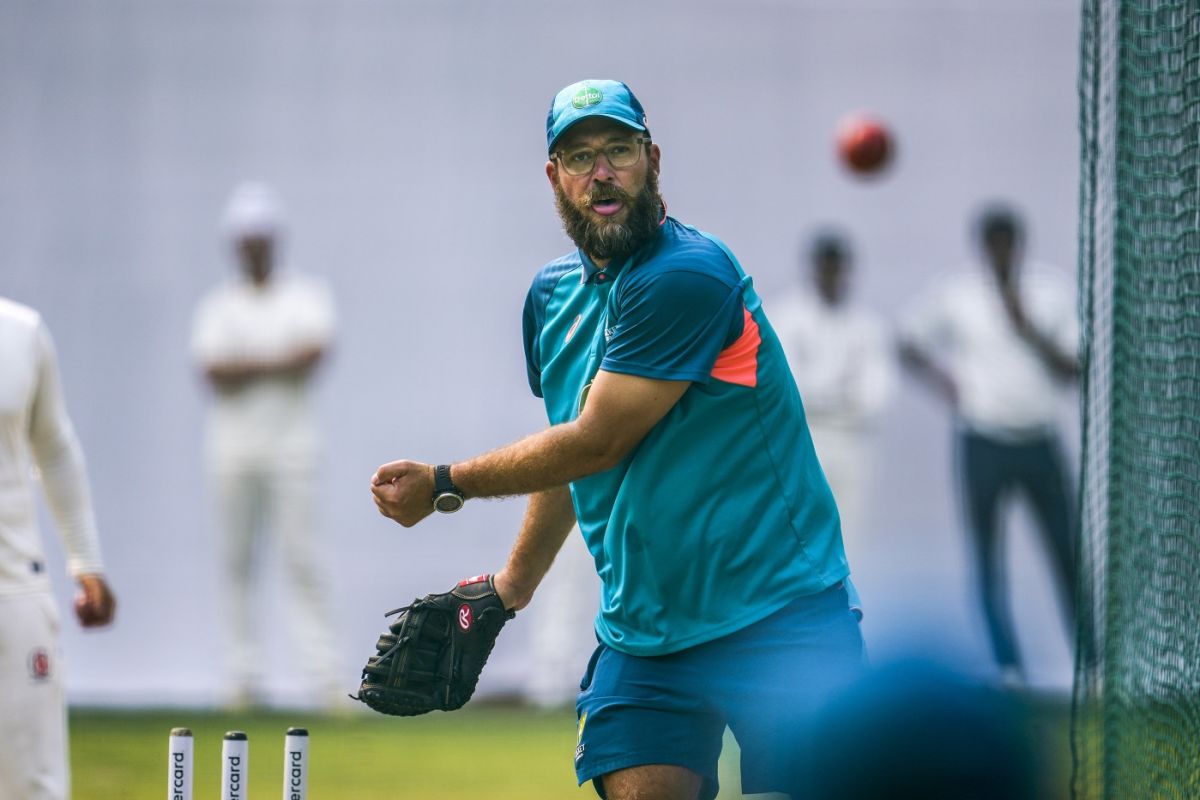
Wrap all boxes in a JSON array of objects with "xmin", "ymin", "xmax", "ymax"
[{"xmin": 572, "ymin": 86, "xmax": 603, "ymax": 109}]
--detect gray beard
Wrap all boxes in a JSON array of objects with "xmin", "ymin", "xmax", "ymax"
[{"xmin": 554, "ymin": 170, "xmax": 662, "ymax": 264}]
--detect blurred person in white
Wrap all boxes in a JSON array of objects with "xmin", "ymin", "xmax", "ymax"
[
  {"xmin": 773, "ymin": 231, "xmax": 894, "ymax": 566},
  {"xmin": 0, "ymin": 295, "xmax": 116, "ymax": 798},
  {"xmin": 524, "ymin": 525, "xmax": 600, "ymax": 708},
  {"xmin": 191, "ymin": 182, "xmax": 339, "ymax": 709},
  {"xmin": 897, "ymin": 205, "xmax": 1078, "ymax": 688}
]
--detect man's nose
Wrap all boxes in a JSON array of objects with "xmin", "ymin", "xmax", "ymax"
[{"xmin": 591, "ymin": 153, "xmax": 616, "ymax": 180}]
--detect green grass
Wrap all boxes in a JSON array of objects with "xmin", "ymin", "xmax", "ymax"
[
  {"xmin": 69, "ymin": 694, "xmax": 1073, "ymax": 799},
  {"xmin": 70, "ymin": 704, "xmax": 589, "ymax": 800}
]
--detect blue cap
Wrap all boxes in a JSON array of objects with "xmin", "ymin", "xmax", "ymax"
[{"xmin": 546, "ymin": 79, "xmax": 648, "ymax": 154}]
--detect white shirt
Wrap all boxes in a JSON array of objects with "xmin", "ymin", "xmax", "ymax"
[
  {"xmin": 771, "ymin": 290, "xmax": 895, "ymax": 430},
  {"xmin": 191, "ymin": 273, "xmax": 335, "ymax": 466},
  {"xmin": 898, "ymin": 264, "xmax": 1078, "ymax": 439},
  {"xmin": 0, "ymin": 297, "xmax": 106, "ymax": 594}
]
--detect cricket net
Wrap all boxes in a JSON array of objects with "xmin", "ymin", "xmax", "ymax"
[{"xmin": 1073, "ymin": 1, "xmax": 1200, "ymax": 797}]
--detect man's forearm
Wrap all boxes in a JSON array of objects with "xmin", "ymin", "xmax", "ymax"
[
  {"xmin": 897, "ymin": 342, "xmax": 957, "ymax": 406},
  {"xmin": 369, "ymin": 422, "xmax": 618, "ymax": 529},
  {"xmin": 494, "ymin": 485, "xmax": 579, "ymax": 611},
  {"xmin": 1016, "ymin": 326, "xmax": 1079, "ymax": 381},
  {"xmin": 452, "ymin": 418, "xmax": 624, "ymax": 501},
  {"xmin": 371, "ymin": 371, "xmax": 687, "ymax": 528},
  {"xmin": 204, "ymin": 345, "xmax": 325, "ymax": 387}
]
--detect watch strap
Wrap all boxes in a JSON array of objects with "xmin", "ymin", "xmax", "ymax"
[{"xmin": 433, "ymin": 464, "xmax": 463, "ymax": 498}]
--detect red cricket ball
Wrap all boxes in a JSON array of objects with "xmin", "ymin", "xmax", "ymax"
[{"xmin": 836, "ymin": 115, "xmax": 894, "ymax": 176}]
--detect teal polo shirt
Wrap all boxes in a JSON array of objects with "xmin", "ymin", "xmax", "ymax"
[{"xmin": 523, "ymin": 218, "xmax": 848, "ymax": 656}]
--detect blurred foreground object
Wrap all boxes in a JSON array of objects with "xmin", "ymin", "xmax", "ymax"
[{"xmin": 808, "ymin": 660, "xmax": 1041, "ymax": 800}]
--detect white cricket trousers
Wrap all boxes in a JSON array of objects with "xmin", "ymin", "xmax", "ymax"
[
  {"xmin": 0, "ymin": 591, "xmax": 69, "ymax": 799},
  {"xmin": 214, "ymin": 463, "xmax": 338, "ymax": 701},
  {"xmin": 525, "ymin": 528, "xmax": 600, "ymax": 707}
]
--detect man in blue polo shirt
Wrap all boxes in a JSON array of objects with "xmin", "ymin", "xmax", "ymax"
[{"xmin": 371, "ymin": 79, "xmax": 865, "ymax": 800}]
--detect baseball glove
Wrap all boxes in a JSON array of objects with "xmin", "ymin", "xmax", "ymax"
[{"xmin": 352, "ymin": 574, "xmax": 515, "ymax": 716}]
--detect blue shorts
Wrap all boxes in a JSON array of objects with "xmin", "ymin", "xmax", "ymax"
[{"xmin": 574, "ymin": 583, "xmax": 866, "ymax": 799}]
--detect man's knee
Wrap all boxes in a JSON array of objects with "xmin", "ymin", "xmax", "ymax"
[{"xmin": 601, "ymin": 763, "xmax": 703, "ymax": 800}]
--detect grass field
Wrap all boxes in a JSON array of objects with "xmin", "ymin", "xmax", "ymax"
[
  {"xmin": 69, "ymin": 695, "xmax": 1073, "ymax": 799},
  {"xmin": 71, "ymin": 704, "xmax": 588, "ymax": 800}
]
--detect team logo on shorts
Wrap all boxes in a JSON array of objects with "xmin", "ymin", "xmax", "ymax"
[
  {"xmin": 28, "ymin": 648, "xmax": 51, "ymax": 680},
  {"xmin": 575, "ymin": 711, "xmax": 588, "ymax": 762},
  {"xmin": 458, "ymin": 603, "xmax": 474, "ymax": 632}
]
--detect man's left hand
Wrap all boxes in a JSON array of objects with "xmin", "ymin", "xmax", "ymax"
[
  {"xmin": 371, "ymin": 460, "xmax": 436, "ymax": 527},
  {"xmin": 74, "ymin": 574, "xmax": 116, "ymax": 628}
]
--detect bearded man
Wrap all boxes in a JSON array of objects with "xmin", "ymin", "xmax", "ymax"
[{"xmin": 370, "ymin": 79, "xmax": 865, "ymax": 800}]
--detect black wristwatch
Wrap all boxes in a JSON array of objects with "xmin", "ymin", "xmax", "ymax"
[{"xmin": 432, "ymin": 464, "xmax": 465, "ymax": 514}]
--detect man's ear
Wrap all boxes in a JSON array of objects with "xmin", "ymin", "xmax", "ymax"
[
  {"xmin": 546, "ymin": 160, "xmax": 558, "ymax": 188},
  {"xmin": 649, "ymin": 143, "xmax": 662, "ymax": 176}
]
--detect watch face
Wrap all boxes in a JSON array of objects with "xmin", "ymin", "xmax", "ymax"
[{"xmin": 434, "ymin": 492, "xmax": 464, "ymax": 513}]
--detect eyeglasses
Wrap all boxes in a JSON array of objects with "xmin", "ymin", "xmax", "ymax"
[{"xmin": 553, "ymin": 136, "xmax": 652, "ymax": 176}]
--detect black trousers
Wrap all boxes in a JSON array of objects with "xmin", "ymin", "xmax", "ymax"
[{"xmin": 956, "ymin": 429, "xmax": 1077, "ymax": 670}]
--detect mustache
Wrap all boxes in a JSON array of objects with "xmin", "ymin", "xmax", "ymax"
[{"xmin": 584, "ymin": 184, "xmax": 634, "ymax": 207}]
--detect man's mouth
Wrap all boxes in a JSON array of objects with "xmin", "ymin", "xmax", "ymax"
[{"xmin": 590, "ymin": 198, "xmax": 625, "ymax": 217}]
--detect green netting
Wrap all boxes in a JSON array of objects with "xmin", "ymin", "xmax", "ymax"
[{"xmin": 1074, "ymin": 1, "xmax": 1200, "ymax": 798}]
